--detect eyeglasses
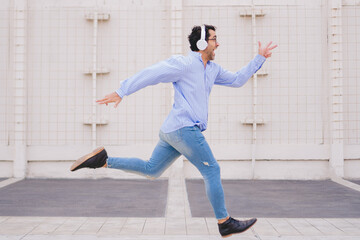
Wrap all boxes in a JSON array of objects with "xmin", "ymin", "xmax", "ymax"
[{"xmin": 208, "ymin": 38, "xmax": 218, "ymax": 43}]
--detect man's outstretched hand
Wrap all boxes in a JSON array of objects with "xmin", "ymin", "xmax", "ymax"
[
  {"xmin": 96, "ymin": 92, "xmax": 122, "ymax": 108},
  {"xmin": 258, "ymin": 41, "xmax": 277, "ymax": 58}
]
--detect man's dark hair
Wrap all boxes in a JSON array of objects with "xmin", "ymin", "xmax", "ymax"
[{"xmin": 188, "ymin": 24, "xmax": 216, "ymax": 51}]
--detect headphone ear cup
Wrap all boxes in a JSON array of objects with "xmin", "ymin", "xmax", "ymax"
[{"xmin": 197, "ymin": 39, "xmax": 208, "ymax": 51}]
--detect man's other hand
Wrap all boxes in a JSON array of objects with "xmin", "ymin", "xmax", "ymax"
[
  {"xmin": 258, "ymin": 41, "xmax": 277, "ymax": 58},
  {"xmin": 96, "ymin": 92, "xmax": 122, "ymax": 108}
]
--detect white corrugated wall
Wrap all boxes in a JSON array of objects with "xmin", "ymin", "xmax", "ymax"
[{"xmin": 0, "ymin": 0, "xmax": 359, "ymax": 179}]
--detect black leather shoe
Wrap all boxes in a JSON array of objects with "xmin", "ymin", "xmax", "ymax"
[
  {"xmin": 70, "ymin": 147, "xmax": 107, "ymax": 171},
  {"xmin": 218, "ymin": 217, "xmax": 257, "ymax": 238}
]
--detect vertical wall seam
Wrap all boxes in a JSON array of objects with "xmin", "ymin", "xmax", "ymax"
[
  {"xmin": 329, "ymin": 0, "xmax": 344, "ymax": 177},
  {"xmin": 13, "ymin": 0, "xmax": 27, "ymax": 178}
]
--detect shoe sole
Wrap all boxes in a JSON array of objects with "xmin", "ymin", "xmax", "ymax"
[
  {"xmin": 221, "ymin": 218, "xmax": 257, "ymax": 238},
  {"xmin": 70, "ymin": 147, "xmax": 105, "ymax": 171}
]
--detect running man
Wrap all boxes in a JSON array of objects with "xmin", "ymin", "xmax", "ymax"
[{"xmin": 70, "ymin": 24, "xmax": 277, "ymax": 237}]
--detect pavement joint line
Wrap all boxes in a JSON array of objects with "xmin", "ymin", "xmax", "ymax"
[
  {"xmin": 264, "ymin": 219, "xmax": 276, "ymax": 234},
  {"xmin": 51, "ymin": 219, "xmax": 66, "ymax": 235},
  {"xmin": 121, "ymin": 217, "xmax": 131, "ymax": 233},
  {"xmin": 0, "ymin": 216, "xmax": 9, "ymax": 225},
  {"xmin": 305, "ymin": 218, "xmax": 326, "ymax": 235},
  {"xmin": 97, "ymin": 219, "xmax": 107, "ymax": 235},
  {"xmin": 18, "ymin": 221, "xmax": 39, "ymax": 240},
  {"xmin": 252, "ymin": 227, "xmax": 262, "ymax": 240},
  {"xmin": 204, "ymin": 218, "xmax": 211, "ymax": 235},
  {"xmin": 74, "ymin": 217, "xmax": 89, "ymax": 235},
  {"xmin": 265, "ymin": 218, "xmax": 280, "ymax": 236},
  {"xmin": 285, "ymin": 218, "xmax": 303, "ymax": 235},
  {"xmin": 344, "ymin": 218, "xmax": 360, "ymax": 228},
  {"xmin": 140, "ymin": 218, "xmax": 146, "ymax": 234},
  {"xmin": 0, "ymin": 178, "xmax": 23, "ymax": 189},
  {"xmin": 324, "ymin": 218, "xmax": 347, "ymax": 233},
  {"xmin": 331, "ymin": 176, "xmax": 360, "ymax": 192}
]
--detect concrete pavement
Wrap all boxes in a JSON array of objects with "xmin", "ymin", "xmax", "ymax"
[
  {"xmin": 0, "ymin": 176, "xmax": 359, "ymax": 240},
  {"xmin": 0, "ymin": 216, "xmax": 359, "ymax": 239}
]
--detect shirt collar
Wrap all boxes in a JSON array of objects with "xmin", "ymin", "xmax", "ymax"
[{"xmin": 189, "ymin": 51, "xmax": 212, "ymax": 65}]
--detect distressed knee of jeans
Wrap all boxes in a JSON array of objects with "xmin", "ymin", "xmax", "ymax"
[
  {"xmin": 202, "ymin": 162, "xmax": 220, "ymax": 175},
  {"xmin": 202, "ymin": 161, "xmax": 210, "ymax": 166}
]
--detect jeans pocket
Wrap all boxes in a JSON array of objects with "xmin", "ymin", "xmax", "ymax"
[{"xmin": 193, "ymin": 126, "xmax": 205, "ymax": 142}]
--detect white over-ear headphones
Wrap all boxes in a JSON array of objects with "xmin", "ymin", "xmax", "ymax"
[{"xmin": 196, "ymin": 25, "xmax": 208, "ymax": 51}]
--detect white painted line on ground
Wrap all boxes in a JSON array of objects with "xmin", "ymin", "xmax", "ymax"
[
  {"xmin": 0, "ymin": 178, "xmax": 23, "ymax": 189},
  {"xmin": 331, "ymin": 176, "xmax": 360, "ymax": 192}
]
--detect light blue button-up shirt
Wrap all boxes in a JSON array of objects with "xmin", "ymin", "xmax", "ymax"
[{"xmin": 116, "ymin": 51, "xmax": 266, "ymax": 133}]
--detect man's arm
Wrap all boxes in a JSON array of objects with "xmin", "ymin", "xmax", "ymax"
[
  {"xmin": 214, "ymin": 41, "xmax": 277, "ymax": 87},
  {"xmin": 96, "ymin": 56, "xmax": 184, "ymax": 108},
  {"xmin": 214, "ymin": 54, "xmax": 266, "ymax": 87}
]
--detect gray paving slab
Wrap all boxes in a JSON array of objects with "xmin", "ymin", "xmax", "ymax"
[
  {"xmin": 186, "ymin": 180, "xmax": 360, "ymax": 218},
  {"xmin": 0, "ymin": 179, "xmax": 7, "ymax": 182},
  {"xmin": 0, "ymin": 179, "xmax": 168, "ymax": 217}
]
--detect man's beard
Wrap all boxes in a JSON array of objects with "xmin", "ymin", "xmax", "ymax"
[{"xmin": 206, "ymin": 49, "xmax": 214, "ymax": 60}]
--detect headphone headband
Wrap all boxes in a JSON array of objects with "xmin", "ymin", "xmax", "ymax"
[{"xmin": 201, "ymin": 25, "xmax": 205, "ymax": 41}]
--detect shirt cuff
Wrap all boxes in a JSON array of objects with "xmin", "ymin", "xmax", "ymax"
[
  {"xmin": 254, "ymin": 54, "xmax": 266, "ymax": 71},
  {"xmin": 255, "ymin": 54, "xmax": 266, "ymax": 64},
  {"xmin": 116, "ymin": 88, "xmax": 125, "ymax": 98}
]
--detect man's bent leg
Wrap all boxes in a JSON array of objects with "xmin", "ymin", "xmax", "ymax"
[
  {"xmin": 162, "ymin": 126, "xmax": 229, "ymax": 220},
  {"xmin": 107, "ymin": 139, "xmax": 181, "ymax": 178},
  {"xmin": 162, "ymin": 127, "xmax": 257, "ymax": 237}
]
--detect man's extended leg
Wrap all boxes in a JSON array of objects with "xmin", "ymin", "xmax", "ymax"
[
  {"xmin": 107, "ymin": 139, "xmax": 181, "ymax": 178},
  {"xmin": 71, "ymin": 139, "xmax": 181, "ymax": 179}
]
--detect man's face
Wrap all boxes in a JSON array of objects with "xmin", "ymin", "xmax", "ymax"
[{"xmin": 204, "ymin": 29, "xmax": 219, "ymax": 60}]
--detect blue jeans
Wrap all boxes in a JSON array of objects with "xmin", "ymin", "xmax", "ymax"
[{"xmin": 107, "ymin": 126, "xmax": 229, "ymax": 219}]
